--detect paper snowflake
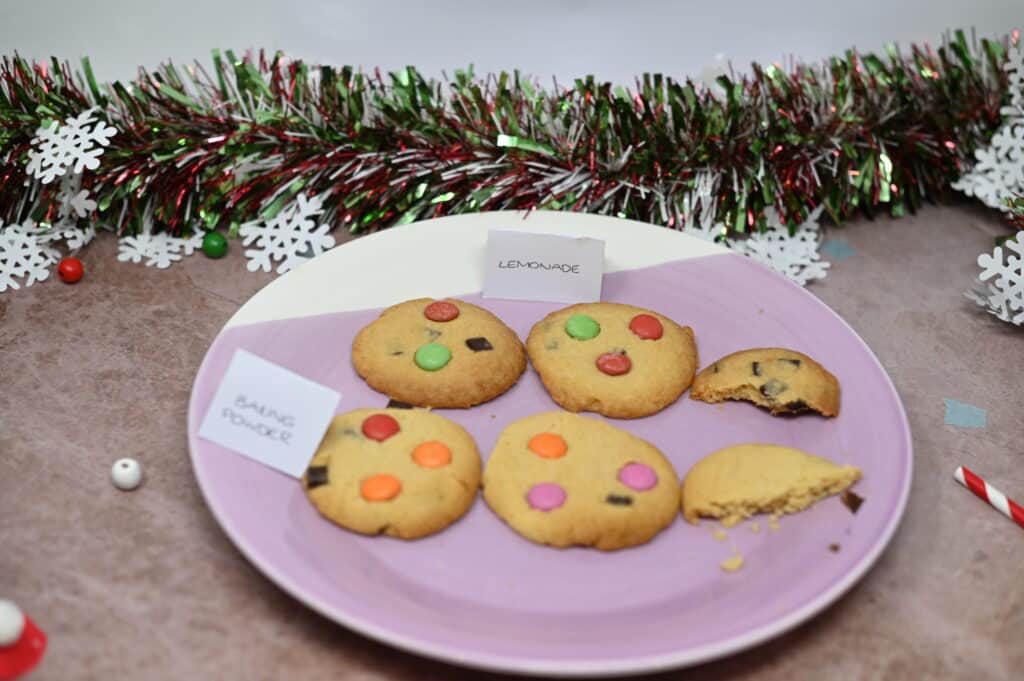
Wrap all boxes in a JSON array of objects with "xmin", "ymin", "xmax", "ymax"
[
  {"xmin": 0, "ymin": 223, "xmax": 59, "ymax": 293},
  {"xmin": 54, "ymin": 173, "xmax": 98, "ymax": 224},
  {"xmin": 966, "ymin": 231, "xmax": 1024, "ymax": 325},
  {"xmin": 25, "ymin": 107, "xmax": 117, "ymax": 185},
  {"xmin": 727, "ymin": 206, "xmax": 829, "ymax": 285},
  {"xmin": 239, "ymin": 194, "xmax": 336, "ymax": 274},
  {"xmin": 952, "ymin": 43, "xmax": 1024, "ymax": 210},
  {"xmin": 21, "ymin": 175, "xmax": 100, "ymax": 250},
  {"xmin": 24, "ymin": 220, "xmax": 96, "ymax": 251},
  {"xmin": 117, "ymin": 230, "xmax": 204, "ymax": 269}
]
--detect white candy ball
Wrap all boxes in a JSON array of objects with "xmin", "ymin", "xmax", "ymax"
[
  {"xmin": 0, "ymin": 599, "xmax": 25, "ymax": 646},
  {"xmin": 111, "ymin": 458, "xmax": 143, "ymax": 491}
]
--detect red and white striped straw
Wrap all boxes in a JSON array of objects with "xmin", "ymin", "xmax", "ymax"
[{"xmin": 954, "ymin": 466, "xmax": 1024, "ymax": 530}]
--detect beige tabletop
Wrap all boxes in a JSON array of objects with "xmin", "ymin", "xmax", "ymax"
[{"xmin": 1, "ymin": 204, "xmax": 1020, "ymax": 680}]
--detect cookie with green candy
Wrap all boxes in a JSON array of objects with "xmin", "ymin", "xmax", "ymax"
[
  {"xmin": 525, "ymin": 302, "xmax": 698, "ymax": 419},
  {"xmin": 352, "ymin": 298, "xmax": 527, "ymax": 408}
]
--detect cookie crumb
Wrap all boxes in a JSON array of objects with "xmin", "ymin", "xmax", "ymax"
[
  {"xmin": 828, "ymin": 543, "xmax": 841, "ymax": 553},
  {"xmin": 712, "ymin": 529, "xmax": 728, "ymax": 541},
  {"xmin": 841, "ymin": 490, "xmax": 864, "ymax": 514},
  {"xmin": 749, "ymin": 522, "xmax": 761, "ymax": 533},
  {"xmin": 769, "ymin": 515, "xmax": 780, "ymax": 531},
  {"xmin": 719, "ymin": 555, "xmax": 744, "ymax": 572}
]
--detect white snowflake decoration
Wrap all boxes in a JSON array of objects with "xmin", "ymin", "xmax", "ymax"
[
  {"xmin": 726, "ymin": 206, "xmax": 829, "ymax": 286},
  {"xmin": 117, "ymin": 229, "xmax": 204, "ymax": 269},
  {"xmin": 952, "ymin": 42, "xmax": 1024, "ymax": 210},
  {"xmin": 54, "ymin": 173, "xmax": 98, "ymax": 223},
  {"xmin": 966, "ymin": 230, "xmax": 1024, "ymax": 325},
  {"xmin": 239, "ymin": 194, "xmax": 336, "ymax": 274},
  {"xmin": 22, "ymin": 175, "xmax": 100, "ymax": 250},
  {"xmin": 25, "ymin": 107, "xmax": 117, "ymax": 185},
  {"xmin": 0, "ymin": 222, "xmax": 59, "ymax": 293},
  {"xmin": 24, "ymin": 220, "xmax": 96, "ymax": 251}
]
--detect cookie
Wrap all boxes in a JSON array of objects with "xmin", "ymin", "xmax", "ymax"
[
  {"xmin": 303, "ymin": 408, "xmax": 481, "ymax": 539},
  {"xmin": 482, "ymin": 411, "xmax": 680, "ymax": 550},
  {"xmin": 690, "ymin": 348, "xmax": 840, "ymax": 416},
  {"xmin": 525, "ymin": 302, "xmax": 698, "ymax": 419},
  {"xmin": 352, "ymin": 298, "xmax": 527, "ymax": 408},
  {"xmin": 681, "ymin": 444, "xmax": 862, "ymax": 526}
]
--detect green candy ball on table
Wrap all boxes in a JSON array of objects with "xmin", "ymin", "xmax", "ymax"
[{"xmin": 202, "ymin": 232, "xmax": 228, "ymax": 259}]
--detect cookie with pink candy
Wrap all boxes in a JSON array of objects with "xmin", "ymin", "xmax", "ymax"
[{"xmin": 482, "ymin": 411, "xmax": 680, "ymax": 550}]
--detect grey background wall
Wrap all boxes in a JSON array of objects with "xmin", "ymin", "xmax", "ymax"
[{"xmin": 0, "ymin": 1, "xmax": 1018, "ymax": 84}]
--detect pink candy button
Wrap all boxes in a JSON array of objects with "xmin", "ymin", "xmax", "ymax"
[
  {"xmin": 618, "ymin": 462, "xmax": 658, "ymax": 491},
  {"xmin": 526, "ymin": 483, "xmax": 567, "ymax": 511}
]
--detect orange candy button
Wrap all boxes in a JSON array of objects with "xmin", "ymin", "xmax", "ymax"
[
  {"xmin": 360, "ymin": 474, "xmax": 402, "ymax": 501},
  {"xmin": 528, "ymin": 433, "xmax": 568, "ymax": 459},
  {"xmin": 412, "ymin": 441, "xmax": 452, "ymax": 468}
]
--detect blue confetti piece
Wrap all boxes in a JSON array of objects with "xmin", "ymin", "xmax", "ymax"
[
  {"xmin": 821, "ymin": 238, "xmax": 856, "ymax": 261},
  {"xmin": 943, "ymin": 399, "xmax": 987, "ymax": 428}
]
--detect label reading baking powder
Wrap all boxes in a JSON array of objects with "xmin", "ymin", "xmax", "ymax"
[
  {"xmin": 198, "ymin": 349, "xmax": 341, "ymax": 478},
  {"xmin": 483, "ymin": 229, "xmax": 605, "ymax": 303}
]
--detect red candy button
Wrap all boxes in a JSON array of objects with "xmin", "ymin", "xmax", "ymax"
[
  {"xmin": 629, "ymin": 314, "xmax": 663, "ymax": 340},
  {"xmin": 424, "ymin": 301, "xmax": 459, "ymax": 322},
  {"xmin": 596, "ymin": 352, "xmax": 632, "ymax": 376},
  {"xmin": 361, "ymin": 414, "xmax": 400, "ymax": 441}
]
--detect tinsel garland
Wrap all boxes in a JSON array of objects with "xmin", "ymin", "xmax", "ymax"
[
  {"xmin": 0, "ymin": 30, "xmax": 1013, "ymax": 242},
  {"xmin": 1011, "ymin": 197, "xmax": 1024, "ymax": 230}
]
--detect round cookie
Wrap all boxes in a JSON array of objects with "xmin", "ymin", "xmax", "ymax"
[
  {"xmin": 303, "ymin": 408, "xmax": 481, "ymax": 539},
  {"xmin": 526, "ymin": 302, "xmax": 698, "ymax": 419},
  {"xmin": 352, "ymin": 298, "xmax": 527, "ymax": 408},
  {"xmin": 690, "ymin": 348, "xmax": 840, "ymax": 416},
  {"xmin": 482, "ymin": 411, "xmax": 681, "ymax": 550}
]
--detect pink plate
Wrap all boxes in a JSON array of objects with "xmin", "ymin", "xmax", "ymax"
[{"xmin": 187, "ymin": 212, "xmax": 911, "ymax": 676}]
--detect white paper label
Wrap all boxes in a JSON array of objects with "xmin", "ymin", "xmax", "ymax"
[
  {"xmin": 483, "ymin": 229, "xmax": 605, "ymax": 303},
  {"xmin": 198, "ymin": 349, "xmax": 341, "ymax": 477}
]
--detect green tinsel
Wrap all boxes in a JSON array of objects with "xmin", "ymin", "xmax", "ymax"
[{"xmin": 0, "ymin": 30, "xmax": 1012, "ymax": 241}]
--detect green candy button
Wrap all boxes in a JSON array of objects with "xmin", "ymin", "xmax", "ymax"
[
  {"xmin": 565, "ymin": 314, "xmax": 600, "ymax": 340},
  {"xmin": 414, "ymin": 343, "xmax": 452, "ymax": 371}
]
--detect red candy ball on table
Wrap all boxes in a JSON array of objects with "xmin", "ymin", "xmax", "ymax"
[
  {"xmin": 361, "ymin": 414, "xmax": 400, "ymax": 442},
  {"xmin": 0, "ymin": 600, "xmax": 46, "ymax": 681},
  {"xmin": 596, "ymin": 352, "xmax": 632, "ymax": 376},
  {"xmin": 57, "ymin": 257, "xmax": 83, "ymax": 284}
]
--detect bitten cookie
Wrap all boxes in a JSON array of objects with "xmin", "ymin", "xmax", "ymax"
[
  {"xmin": 303, "ymin": 408, "xmax": 481, "ymax": 539},
  {"xmin": 482, "ymin": 411, "xmax": 680, "ymax": 550},
  {"xmin": 681, "ymin": 444, "xmax": 861, "ymax": 526},
  {"xmin": 690, "ymin": 348, "xmax": 840, "ymax": 416},
  {"xmin": 525, "ymin": 302, "xmax": 698, "ymax": 419},
  {"xmin": 352, "ymin": 298, "xmax": 527, "ymax": 408}
]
